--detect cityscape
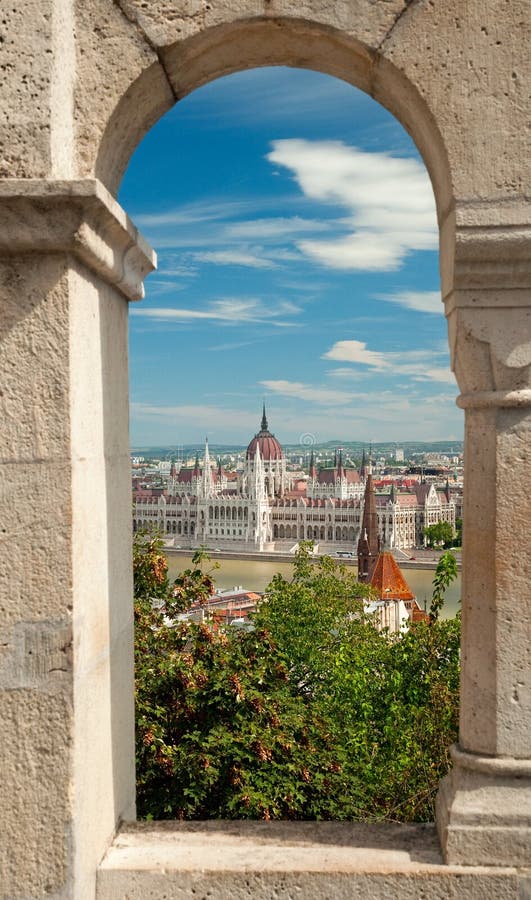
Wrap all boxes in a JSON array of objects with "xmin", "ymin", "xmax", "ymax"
[
  {"xmin": 132, "ymin": 406, "xmax": 462, "ymax": 555},
  {"xmin": 132, "ymin": 406, "xmax": 464, "ymax": 628}
]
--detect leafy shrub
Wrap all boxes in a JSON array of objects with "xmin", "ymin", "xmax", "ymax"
[{"xmin": 134, "ymin": 535, "xmax": 460, "ymax": 821}]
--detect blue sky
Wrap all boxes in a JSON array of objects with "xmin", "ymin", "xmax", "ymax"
[{"xmin": 119, "ymin": 67, "xmax": 462, "ymax": 448}]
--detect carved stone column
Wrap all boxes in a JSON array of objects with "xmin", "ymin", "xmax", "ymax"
[
  {"xmin": 0, "ymin": 180, "xmax": 154, "ymax": 897},
  {"xmin": 436, "ymin": 201, "xmax": 531, "ymax": 865}
]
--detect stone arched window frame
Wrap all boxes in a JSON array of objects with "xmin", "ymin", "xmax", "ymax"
[{"xmin": 1, "ymin": 6, "xmax": 529, "ymax": 898}]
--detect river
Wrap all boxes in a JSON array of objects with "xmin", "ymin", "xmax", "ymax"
[{"xmin": 165, "ymin": 554, "xmax": 461, "ymax": 619}]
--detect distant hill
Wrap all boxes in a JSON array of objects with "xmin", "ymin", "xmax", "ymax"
[{"xmin": 131, "ymin": 440, "xmax": 463, "ymax": 457}]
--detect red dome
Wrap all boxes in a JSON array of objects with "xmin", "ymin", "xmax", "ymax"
[
  {"xmin": 246, "ymin": 433, "xmax": 283, "ymax": 461},
  {"xmin": 246, "ymin": 407, "xmax": 283, "ymax": 461}
]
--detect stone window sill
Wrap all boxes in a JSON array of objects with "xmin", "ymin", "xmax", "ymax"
[{"xmin": 97, "ymin": 821, "xmax": 525, "ymax": 898}]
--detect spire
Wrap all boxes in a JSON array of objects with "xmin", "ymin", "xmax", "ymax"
[
  {"xmin": 192, "ymin": 452, "xmax": 200, "ymax": 477},
  {"xmin": 390, "ymin": 482, "xmax": 396, "ymax": 504},
  {"xmin": 253, "ymin": 442, "xmax": 265, "ymax": 500},
  {"xmin": 261, "ymin": 403, "xmax": 268, "ymax": 432},
  {"xmin": 309, "ymin": 450, "xmax": 317, "ymax": 479},
  {"xmin": 444, "ymin": 477, "xmax": 451, "ymax": 503},
  {"xmin": 357, "ymin": 474, "xmax": 380, "ymax": 582},
  {"xmin": 201, "ymin": 438, "xmax": 213, "ymax": 498},
  {"xmin": 218, "ymin": 458, "xmax": 223, "ymax": 480},
  {"xmin": 360, "ymin": 448, "xmax": 367, "ymax": 479},
  {"xmin": 170, "ymin": 458, "xmax": 177, "ymax": 479},
  {"xmin": 337, "ymin": 449, "xmax": 345, "ymax": 478}
]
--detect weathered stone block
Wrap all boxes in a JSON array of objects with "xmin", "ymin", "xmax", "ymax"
[
  {"xmin": 381, "ymin": 0, "xmax": 531, "ymax": 200},
  {"xmin": 0, "ymin": 690, "xmax": 72, "ymax": 896}
]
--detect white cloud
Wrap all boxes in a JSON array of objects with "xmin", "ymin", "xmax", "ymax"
[
  {"xmin": 207, "ymin": 339, "xmax": 262, "ymax": 352},
  {"xmin": 131, "ymin": 402, "xmax": 255, "ymax": 430},
  {"xmin": 134, "ymin": 198, "xmax": 258, "ymax": 228},
  {"xmin": 130, "ymin": 394, "xmax": 462, "ymax": 445},
  {"xmin": 376, "ymin": 290, "xmax": 442, "ymax": 314},
  {"xmin": 142, "ymin": 279, "xmax": 187, "ymax": 295},
  {"xmin": 267, "ymin": 140, "xmax": 437, "ymax": 271},
  {"xmin": 324, "ymin": 340, "xmax": 388, "ymax": 367},
  {"xmin": 193, "ymin": 250, "xmax": 277, "ymax": 269},
  {"xmin": 176, "ymin": 67, "xmax": 372, "ymax": 128},
  {"xmin": 260, "ymin": 379, "xmax": 356, "ymax": 406},
  {"xmin": 130, "ymin": 298, "xmax": 301, "ymax": 328},
  {"xmin": 225, "ymin": 217, "xmax": 330, "ymax": 239},
  {"xmin": 324, "ymin": 340, "xmax": 455, "ymax": 385}
]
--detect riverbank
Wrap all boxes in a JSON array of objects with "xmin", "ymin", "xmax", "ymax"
[
  {"xmin": 164, "ymin": 545, "xmax": 461, "ymax": 571},
  {"xmin": 164, "ymin": 552, "xmax": 462, "ymax": 619}
]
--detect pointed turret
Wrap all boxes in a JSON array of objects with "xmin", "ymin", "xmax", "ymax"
[
  {"xmin": 390, "ymin": 482, "xmax": 396, "ymax": 504},
  {"xmin": 360, "ymin": 448, "xmax": 367, "ymax": 479},
  {"xmin": 357, "ymin": 474, "xmax": 380, "ymax": 581},
  {"xmin": 201, "ymin": 438, "xmax": 214, "ymax": 498},
  {"xmin": 253, "ymin": 443, "xmax": 265, "ymax": 501},
  {"xmin": 192, "ymin": 452, "xmax": 200, "ymax": 477},
  {"xmin": 170, "ymin": 458, "xmax": 177, "ymax": 479},
  {"xmin": 309, "ymin": 450, "xmax": 317, "ymax": 479},
  {"xmin": 261, "ymin": 403, "xmax": 268, "ymax": 432},
  {"xmin": 337, "ymin": 449, "xmax": 345, "ymax": 479},
  {"xmin": 444, "ymin": 478, "xmax": 451, "ymax": 504}
]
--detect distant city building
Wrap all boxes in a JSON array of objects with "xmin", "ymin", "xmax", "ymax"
[
  {"xmin": 358, "ymin": 483, "xmax": 429, "ymax": 631},
  {"xmin": 133, "ymin": 408, "xmax": 455, "ymax": 552}
]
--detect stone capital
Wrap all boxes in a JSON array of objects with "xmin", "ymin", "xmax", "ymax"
[
  {"xmin": 0, "ymin": 179, "xmax": 156, "ymax": 301},
  {"xmin": 441, "ymin": 199, "xmax": 531, "ymax": 297},
  {"xmin": 439, "ymin": 201, "xmax": 531, "ymax": 399}
]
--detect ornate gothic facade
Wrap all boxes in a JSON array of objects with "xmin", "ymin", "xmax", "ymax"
[{"xmin": 133, "ymin": 410, "xmax": 455, "ymax": 552}]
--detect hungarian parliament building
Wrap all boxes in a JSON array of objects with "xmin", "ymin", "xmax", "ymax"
[{"xmin": 132, "ymin": 409, "xmax": 456, "ymax": 552}]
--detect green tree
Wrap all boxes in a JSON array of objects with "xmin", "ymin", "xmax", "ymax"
[
  {"xmin": 134, "ymin": 537, "xmax": 365, "ymax": 821},
  {"xmin": 424, "ymin": 521, "xmax": 454, "ymax": 548},
  {"xmin": 133, "ymin": 536, "xmax": 460, "ymax": 823},
  {"xmin": 429, "ymin": 550, "xmax": 458, "ymax": 624},
  {"xmin": 253, "ymin": 542, "xmax": 375, "ymax": 695}
]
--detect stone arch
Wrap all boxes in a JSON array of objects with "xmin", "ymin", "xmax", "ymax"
[
  {"xmin": 94, "ymin": 17, "xmax": 452, "ymax": 228},
  {"xmin": 2, "ymin": 5, "xmax": 529, "ymax": 895}
]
